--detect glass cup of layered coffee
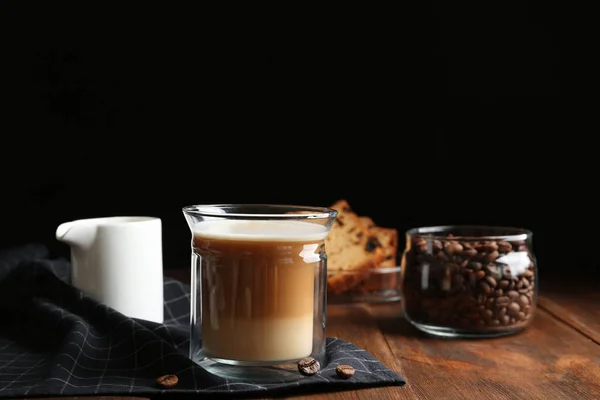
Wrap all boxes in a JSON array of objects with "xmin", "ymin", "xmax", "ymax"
[{"xmin": 182, "ymin": 204, "xmax": 337, "ymax": 383}]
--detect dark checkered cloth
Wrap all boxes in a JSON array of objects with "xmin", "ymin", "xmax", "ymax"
[{"xmin": 0, "ymin": 244, "xmax": 406, "ymax": 398}]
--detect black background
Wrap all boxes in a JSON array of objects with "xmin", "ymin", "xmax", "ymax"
[{"xmin": 0, "ymin": 3, "xmax": 595, "ymax": 277}]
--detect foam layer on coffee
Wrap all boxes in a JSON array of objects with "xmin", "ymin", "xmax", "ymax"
[{"xmin": 193, "ymin": 219, "xmax": 328, "ymax": 242}]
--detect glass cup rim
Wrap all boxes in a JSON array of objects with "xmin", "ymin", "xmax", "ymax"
[
  {"xmin": 181, "ymin": 203, "xmax": 338, "ymax": 220},
  {"xmin": 406, "ymin": 224, "xmax": 532, "ymax": 241}
]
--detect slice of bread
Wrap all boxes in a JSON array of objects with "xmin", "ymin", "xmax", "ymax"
[
  {"xmin": 360, "ymin": 216, "xmax": 375, "ymax": 230},
  {"xmin": 325, "ymin": 200, "xmax": 387, "ymax": 294},
  {"xmin": 360, "ymin": 216, "xmax": 398, "ymax": 267},
  {"xmin": 354, "ymin": 224, "xmax": 399, "ymax": 293},
  {"xmin": 370, "ymin": 226, "xmax": 398, "ymax": 267}
]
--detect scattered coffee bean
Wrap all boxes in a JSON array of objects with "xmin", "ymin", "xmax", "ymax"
[
  {"xmin": 156, "ymin": 374, "xmax": 178, "ymax": 388},
  {"xmin": 335, "ymin": 364, "xmax": 355, "ymax": 379},
  {"xmin": 298, "ymin": 357, "xmax": 320, "ymax": 376},
  {"xmin": 402, "ymin": 234, "xmax": 536, "ymax": 332}
]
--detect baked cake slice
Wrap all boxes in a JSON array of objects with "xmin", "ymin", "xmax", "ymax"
[{"xmin": 325, "ymin": 200, "xmax": 387, "ymax": 294}]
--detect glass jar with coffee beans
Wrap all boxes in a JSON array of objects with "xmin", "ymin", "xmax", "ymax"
[{"xmin": 400, "ymin": 226, "xmax": 537, "ymax": 338}]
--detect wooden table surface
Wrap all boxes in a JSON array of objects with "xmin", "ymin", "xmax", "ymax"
[{"xmin": 47, "ymin": 272, "xmax": 600, "ymax": 400}]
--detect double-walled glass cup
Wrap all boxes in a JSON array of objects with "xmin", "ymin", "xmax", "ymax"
[
  {"xmin": 400, "ymin": 225, "xmax": 538, "ymax": 338},
  {"xmin": 182, "ymin": 204, "xmax": 337, "ymax": 382}
]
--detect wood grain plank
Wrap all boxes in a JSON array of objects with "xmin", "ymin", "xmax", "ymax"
[
  {"xmin": 375, "ymin": 304, "xmax": 600, "ymax": 400},
  {"xmin": 537, "ymin": 279, "xmax": 600, "ymax": 345}
]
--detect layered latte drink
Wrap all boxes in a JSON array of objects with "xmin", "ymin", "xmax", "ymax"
[{"xmin": 192, "ymin": 219, "xmax": 328, "ymax": 364}]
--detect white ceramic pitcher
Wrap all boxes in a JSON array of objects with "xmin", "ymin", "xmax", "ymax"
[{"xmin": 55, "ymin": 216, "xmax": 164, "ymax": 323}]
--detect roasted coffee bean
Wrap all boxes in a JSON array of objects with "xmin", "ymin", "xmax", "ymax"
[
  {"xmin": 496, "ymin": 296, "xmax": 510, "ymax": 308},
  {"xmin": 479, "ymin": 281, "xmax": 492, "ymax": 294},
  {"xmin": 468, "ymin": 261, "xmax": 483, "ymax": 270},
  {"xmin": 298, "ymin": 357, "xmax": 320, "ymax": 376},
  {"xmin": 476, "ymin": 242, "xmax": 498, "ymax": 252},
  {"xmin": 523, "ymin": 270, "xmax": 534, "ymax": 278},
  {"xmin": 433, "ymin": 240, "xmax": 443, "ymax": 251},
  {"xmin": 498, "ymin": 279, "xmax": 510, "ymax": 289},
  {"xmin": 415, "ymin": 238, "xmax": 427, "ymax": 251},
  {"xmin": 445, "ymin": 242, "xmax": 463, "ymax": 255},
  {"xmin": 463, "ymin": 249, "xmax": 478, "ymax": 257},
  {"xmin": 486, "ymin": 250, "xmax": 500, "ymax": 263},
  {"xmin": 508, "ymin": 302, "xmax": 521, "ymax": 315},
  {"xmin": 484, "ymin": 265, "xmax": 499, "ymax": 278},
  {"xmin": 497, "ymin": 241, "xmax": 513, "ymax": 253},
  {"xmin": 507, "ymin": 290, "xmax": 519, "ymax": 300},
  {"xmin": 335, "ymin": 364, "xmax": 355, "ymax": 379},
  {"xmin": 156, "ymin": 374, "xmax": 179, "ymax": 388},
  {"xmin": 485, "ymin": 276, "xmax": 497, "ymax": 288},
  {"xmin": 475, "ymin": 270, "xmax": 486, "ymax": 280}
]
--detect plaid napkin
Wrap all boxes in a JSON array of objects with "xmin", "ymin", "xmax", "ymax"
[{"xmin": 0, "ymin": 243, "xmax": 406, "ymax": 398}]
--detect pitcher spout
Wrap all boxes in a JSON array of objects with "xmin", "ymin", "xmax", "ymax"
[
  {"xmin": 55, "ymin": 220, "xmax": 96, "ymax": 248},
  {"xmin": 55, "ymin": 222, "xmax": 72, "ymax": 241}
]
